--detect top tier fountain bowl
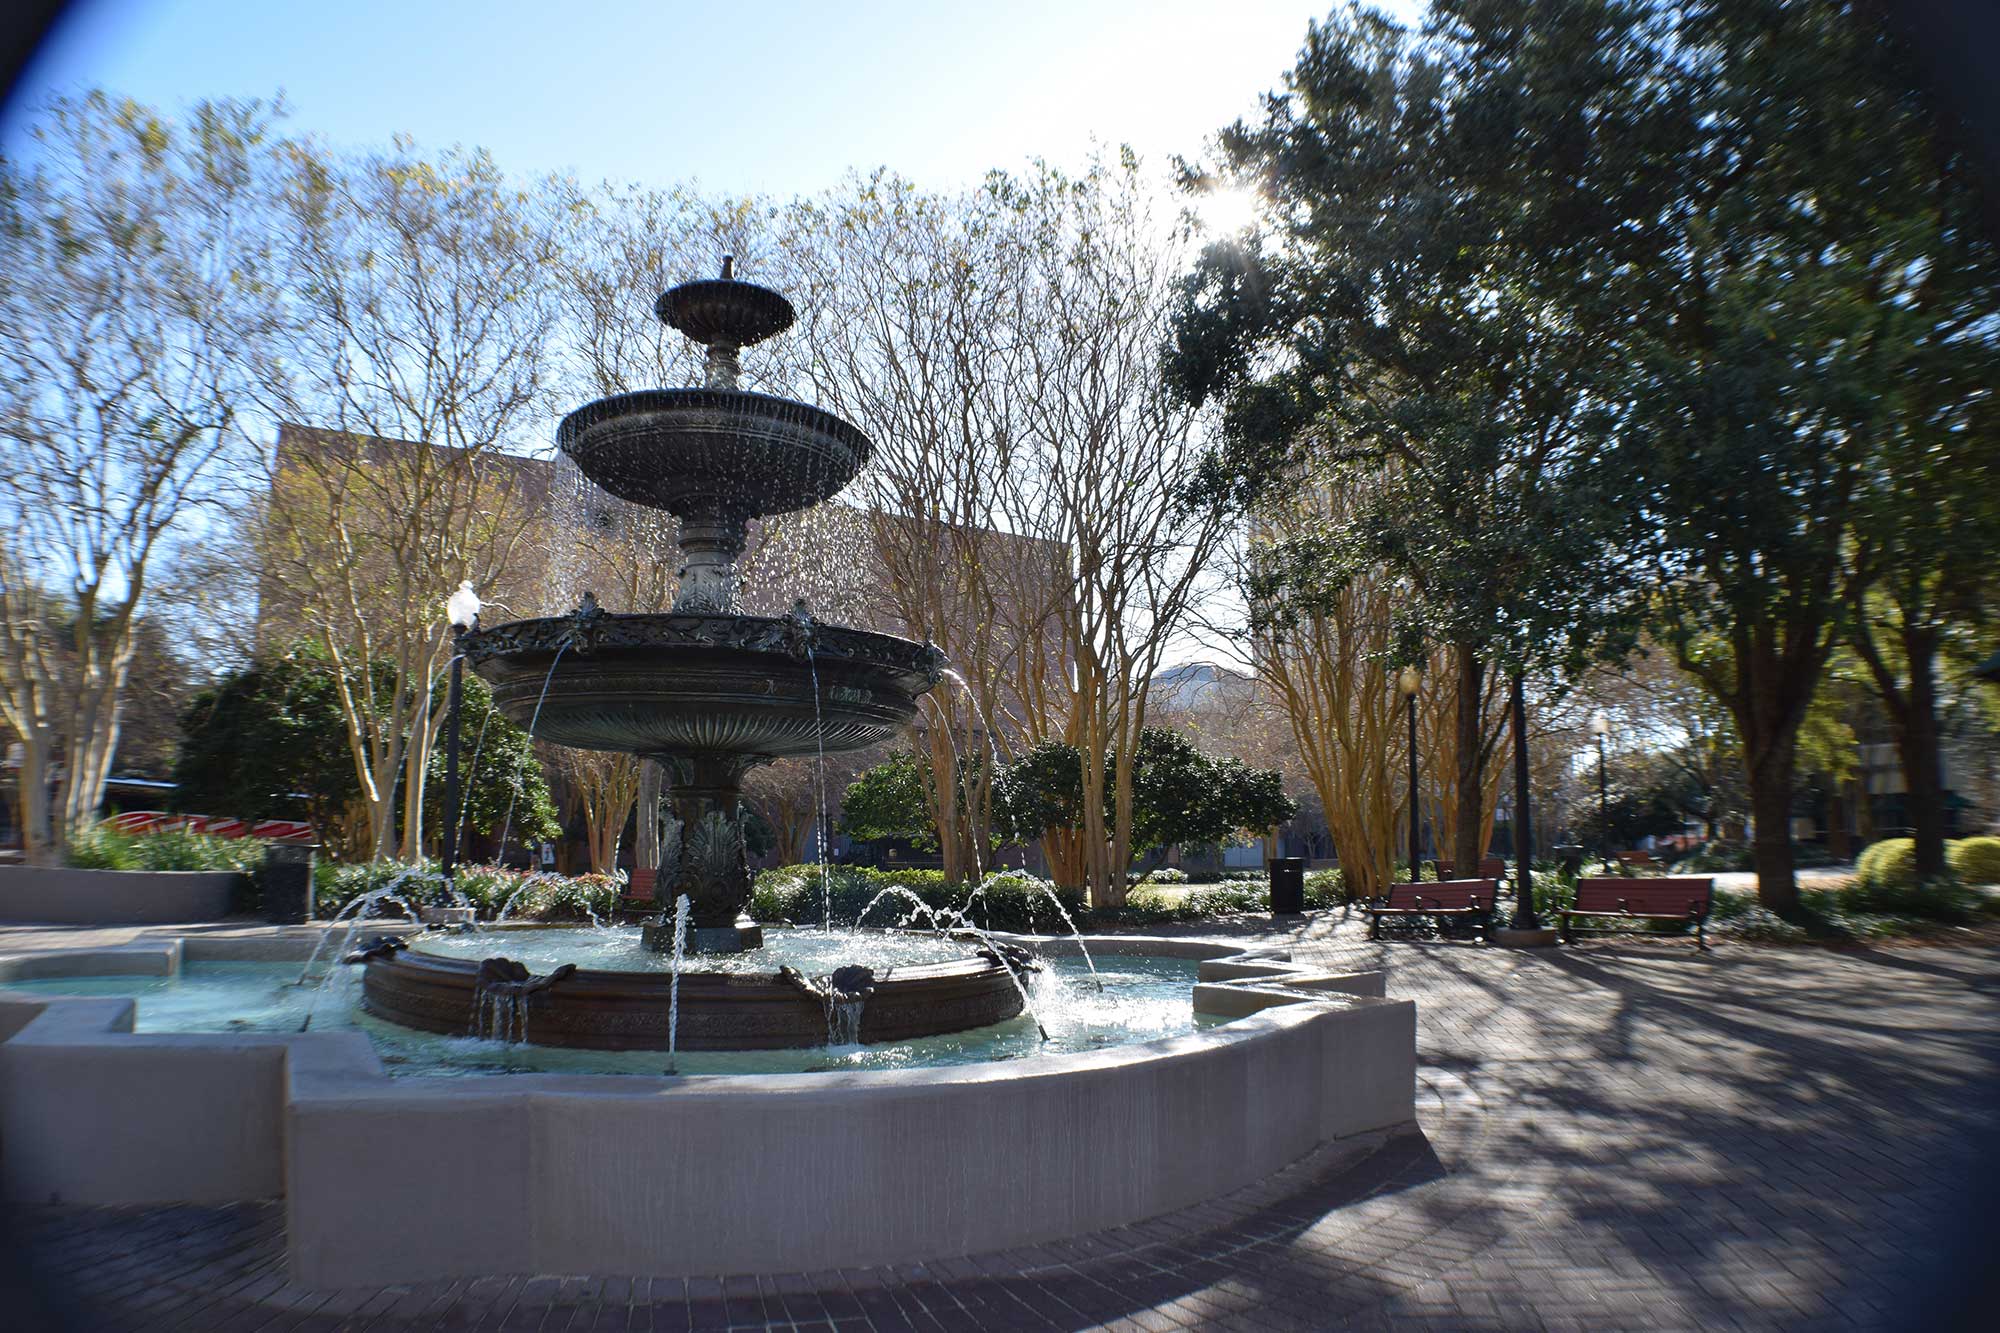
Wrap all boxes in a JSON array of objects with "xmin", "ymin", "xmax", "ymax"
[{"xmin": 359, "ymin": 261, "xmax": 1030, "ymax": 1051}]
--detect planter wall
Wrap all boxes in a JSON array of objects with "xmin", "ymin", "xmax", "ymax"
[{"xmin": 0, "ymin": 866, "xmax": 241, "ymax": 924}]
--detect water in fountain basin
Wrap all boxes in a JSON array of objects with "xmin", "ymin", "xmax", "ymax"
[
  {"xmin": 418, "ymin": 925, "xmax": 972, "ymax": 974},
  {"xmin": 295, "ymin": 879, "xmax": 424, "ymax": 1032},
  {"xmin": 9, "ymin": 951, "xmax": 1213, "ymax": 1077},
  {"xmin": 846, "ymin": 886, "xmax": 1049, "ymax": 1041},
  {"xmin": 296, "ymin": 879, "xmax": 419, "ymax": 987},
  {"xmin": 957, "ymin": 877, "xmax": 1103, "ymax": 994}
]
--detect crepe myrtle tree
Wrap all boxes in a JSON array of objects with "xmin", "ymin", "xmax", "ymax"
[{"xmin": 0, "ymin": 92, "xmax": 283, "ymax": 860}]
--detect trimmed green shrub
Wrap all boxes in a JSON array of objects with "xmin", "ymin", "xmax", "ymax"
[
  {"xmin": 1184, "ymin": 884, "xmax": 1269, "ymax": 915},
  {"xmin": 1855, "ymin": 838, "xmax": 1918, "ymax": 892},
  {"xmin": 1303, "ymin": 868, "xmax": 1345, "ymax": 907},
  {"xmin": 1145, "ymin": 867, "xmax": 1189, "ymax": 884},
  {"xmin": 1948, "ymin": 837, "xmax": 2000, "ymax": 886}
]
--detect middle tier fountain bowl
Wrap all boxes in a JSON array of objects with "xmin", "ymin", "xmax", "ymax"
[{"xmin": 360, "ymin": 926, "xmax": 1033, "ymax": 1052}]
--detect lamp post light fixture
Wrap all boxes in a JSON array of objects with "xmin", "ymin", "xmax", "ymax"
[
  {"xmin": 1589, "ymin": 708, "xmax": 1610, "ymax": 869},
  {"xmin": 442, "ymin": 582, "xmax": 482, "ymax": 886},
  {"xmin": 1398, "ymin": 664, "xmax": 1422, "ymax": 880}
]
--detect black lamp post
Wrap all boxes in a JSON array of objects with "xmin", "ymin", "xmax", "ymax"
[
  {"xmin": 441, "ymin": 582, "xmax": 482, "ymax": 887},
  {"xmin": 1399, "ymin": 664, "xmax": 1422, "ymax": 880},
  {"xmin": 1590, "ymin": 708, "xmax": 1610, "ymax": 870},
  {"xmin": 1509, "ymin": 672, "xmax": 1539, "ymax": 930}
]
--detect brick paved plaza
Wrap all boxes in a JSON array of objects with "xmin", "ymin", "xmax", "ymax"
[{"xmin": 7, "ymin": 917, "xmax": 1998, "ymax": 1332}]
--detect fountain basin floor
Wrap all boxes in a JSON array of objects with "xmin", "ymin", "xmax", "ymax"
[{"xmin": 3, "ymin": 941, "xmax": 1213, "ymax": 1075}]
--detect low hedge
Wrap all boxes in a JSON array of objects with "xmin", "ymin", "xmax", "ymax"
[
  {"xmin": 64, "ymin": 823, "xmax": 267, "ymax": 874},
  {"xmin": 1849, "ymin": 838, "xmax": 1987, "ymax": 922},
  {"xmin": 1854, "ymin": 838, "xmax": 1919, "ymax": 892},
  {"xmin": 312, "ymin": 859, "xmax": 624, "ymax": 922},
  {"xmin": 1711, "ymin": 876, "xmax": 1998, "ymax": 944},
  {"xmin": 751, "ymin": 864, "xmax": 1086, "ymax": 935},
  {"xmin": 1949, "ymin": 836, "xmax": 2000, "ymax": 886},
  {"xmin": 751, "ymin": 862, "xmax": 1346, "ymax": 930}
]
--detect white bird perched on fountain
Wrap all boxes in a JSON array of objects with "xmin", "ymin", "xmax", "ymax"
[{"xmin": 446, "ymin": 581, "xmax": 483, "ymax": 631}]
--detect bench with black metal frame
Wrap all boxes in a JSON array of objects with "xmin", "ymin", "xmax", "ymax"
[
  {"xmin": 1364, "ymin": 879, "xmax": 1498, "ymax": 942},
  {"xmin": 1559, "ymin": 875, "xmax": 1714, "ymax": 950}
]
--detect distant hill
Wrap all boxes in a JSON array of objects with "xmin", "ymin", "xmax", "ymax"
[{"xmin": 1148, "ymin": 661, "xmax": 1252, "ymax": 711}]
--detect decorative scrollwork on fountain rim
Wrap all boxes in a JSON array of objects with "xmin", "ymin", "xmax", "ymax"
[{"xmin": 461, "ymin": 605, "xmax": 948, "ymax": 689}]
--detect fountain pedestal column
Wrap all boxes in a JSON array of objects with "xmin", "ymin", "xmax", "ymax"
[{"xmin": 639, "ymin": 751, "xmax": 767, "ymax": 953}]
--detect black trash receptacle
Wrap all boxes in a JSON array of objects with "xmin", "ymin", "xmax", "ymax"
[
  {"xmin": 1269, "ymin": 856, "xmax": 1306, "ymax": 917},
  {"xmin": 1553, "ymin": 843, "xmax": 1585, "ymax": 879},
  {"xmin": 261, "ymin": 843, "xmax": 317, "ymax": 924}
]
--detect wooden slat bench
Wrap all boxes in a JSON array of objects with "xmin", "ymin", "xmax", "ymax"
[
  {"xmin": 1613, "ymin": 849, "xmax": 1661, "ymax": 874},
  {"xmin": 1560, "ymin": 876, "xmax": 1713, "ymax": 949},
  {"xmin": 1436, "ymin": 856, "xmax": 1507, "ymax": 882},
  {"xmin": 1365, "ymin": 879, "xmax": 1498, "ymax": 942}
]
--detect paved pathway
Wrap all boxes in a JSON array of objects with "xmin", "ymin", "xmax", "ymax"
[{"xmin": 8, "ymin": 916, "xmax": 2000, "ymax": 1331}]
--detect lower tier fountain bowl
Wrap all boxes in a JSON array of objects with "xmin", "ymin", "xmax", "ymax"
[{"xmin": 362, "ymin": 930, "xmax": 1027, "ymax": 1051}]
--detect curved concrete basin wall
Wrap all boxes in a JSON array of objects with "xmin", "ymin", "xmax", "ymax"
[
  {"xmin": 0, "ymin": 866, "xmax": 240, "ymax": 924},
  {"xmin": 284, "ymin": 993, "xmax": 1414, "ymax": 1285},
  {"xmin": 0, "ymin": 933, "xmax": 1417, "ymax": 1287}
]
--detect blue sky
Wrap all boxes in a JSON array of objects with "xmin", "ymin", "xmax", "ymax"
[{"xmin": 3, "ymin": 0, "xmax": 1425, "ymax": 193}]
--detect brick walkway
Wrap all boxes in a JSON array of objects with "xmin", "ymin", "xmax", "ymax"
[{"xmin": 9, "ymin": 918, "xmax": 1999, "ymax": 1331}]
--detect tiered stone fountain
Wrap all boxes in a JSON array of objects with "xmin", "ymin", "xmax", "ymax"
[{"xmin": 360, "ymin": 262, "xmax": 1031, "ymax": 1050}]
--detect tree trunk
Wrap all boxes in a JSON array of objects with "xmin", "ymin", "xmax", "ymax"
[
  {"xmin": 1451, "ymin": 643, "xmax": 1486, "ymax": 875},
  {"xmin": 1747, "ymin": 742, "xmax": 1800, "ymax": 916},
  {"xmin": 1827, "ymin": 785, "xmax": 1851, "ymax": 862},
  {"xmin": 1897, "ymin": 628, "xmax": 1948, "ymax": 880},
  {"xmin": 55, "ymin": 610, "xmax": 141, "ymax": 850},
  {"xmin": 636, "ymin": 759, "xmax": 662, "ymax": 869},
  {"xmin": 1041, "ymin": 827, "xmax": 1087, "ymax": 891},
  {"xmin": 17, "ymin": 737, "xmax": 57, "ymax": 866},
  {"xmin": 398, "ymin": 668, "xmax": 435, "ymax": 862}
]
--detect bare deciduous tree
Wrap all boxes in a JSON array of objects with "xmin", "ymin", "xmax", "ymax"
[
  {"xmin": 254, "ymin": 139, "xmax": 558, "ymax": 860},
  {"xmin": 0, "ymin": 93, "xmax": 279, "ymax": 860}
]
